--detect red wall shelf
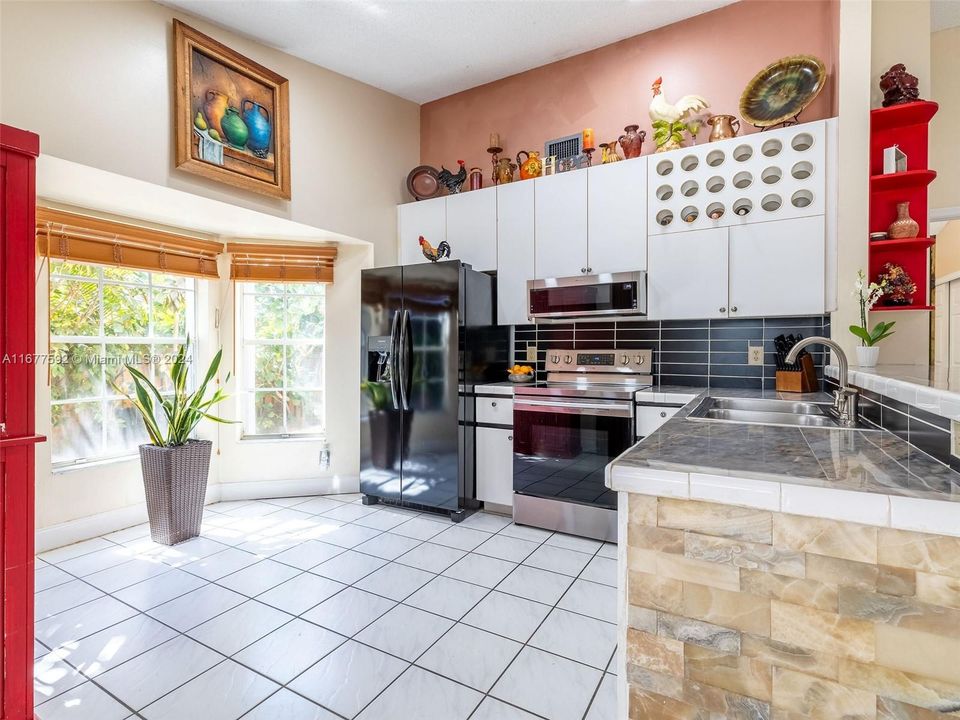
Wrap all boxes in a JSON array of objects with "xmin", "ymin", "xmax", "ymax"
[{"xmin": 868, "ymin": 101, "xmax": 938, "ymax": 310}]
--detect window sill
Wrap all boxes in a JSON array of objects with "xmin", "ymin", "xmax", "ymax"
[
  {"xmin": 53, "ymin": 453, "xmax": 140, "ymax": 474},
  {"xmin": 239, "ymin": 434, "xmax": 325, "ymax": 444}
]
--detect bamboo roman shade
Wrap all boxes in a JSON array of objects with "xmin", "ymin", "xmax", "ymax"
[
  {"xmin": 36, "ymin": 208, "xmax": 222, "ymax": 279},
  {"xmin": 227, "ymin": 242, "xmax": 337, "ymax": 283}
]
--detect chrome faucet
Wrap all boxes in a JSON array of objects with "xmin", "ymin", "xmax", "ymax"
[{"xmin": 785, "ymin": 336, "xmax": 860, "ymax": 427}]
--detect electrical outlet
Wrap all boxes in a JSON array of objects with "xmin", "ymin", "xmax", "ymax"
[
  {"xmin": 952, "ymin": 420, "xmax": 960, "ymax": 460},
  {"xmin": 526, "ymin": 343, "xmax": 538, "ymax": 363},
  {"xmin": 748, "ymin": 345, "xmax": 764, "ymax": 366}
]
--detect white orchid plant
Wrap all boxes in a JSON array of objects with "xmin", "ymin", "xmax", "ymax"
[{"xmin": 849, "ymin": 269, "xmax": 895, "ymax": 347}]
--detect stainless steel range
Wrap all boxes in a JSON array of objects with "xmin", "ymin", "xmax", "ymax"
[{"xmin": 512, "ymin": 348, "xmax": 653, "ymax": 541}]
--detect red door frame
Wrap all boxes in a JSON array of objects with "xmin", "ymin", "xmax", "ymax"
[{"xmin": 1, "ymin": 124, "xmax": 44, "ymax": 720}]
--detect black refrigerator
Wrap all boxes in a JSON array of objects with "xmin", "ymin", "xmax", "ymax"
[{"xmin": 360, "ymin": 261, "xmax": 507, "ymax": 520}]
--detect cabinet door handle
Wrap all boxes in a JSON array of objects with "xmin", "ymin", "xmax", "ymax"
[
  {"xmin": 508, "ymin": 435, "xmax": 513, "ymax": 442},
  {"xmin": 719, "ymin": 307, "xmax": 727, "ymax": 313},
  {"xmin": 491, "ymin": 401, "xmax": 497, "ymax": 407},
  {"xmin": 586, "ymin": 267, "xmax": 592, "ymax": 273},
  {"xmin": 660, "ymin": 411, "xmax": 667, "ymax": 418},
  {"xmin": 580, "ymin": 267, "xmax": 587, "ymax": 274},
  {"xmin": 730, "ymin": 306, "xmax": 738, "ymax": 313}
]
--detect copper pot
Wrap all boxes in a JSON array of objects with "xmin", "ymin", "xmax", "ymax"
[{"xmin": 707, "ymin": 114, "xmax": 740, "ymax": 142}]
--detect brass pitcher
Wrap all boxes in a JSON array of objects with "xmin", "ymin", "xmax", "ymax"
[
  {"xmin": 495, "ymin": 157, "xmax": 516, "ymax": 184},
  {"xmin": 600, "ymin": 140, "xmax": 622, "ymax": 164},
  {"xmin": 707, "ymin": 114, "xmax": 740, "ymax": 142}
]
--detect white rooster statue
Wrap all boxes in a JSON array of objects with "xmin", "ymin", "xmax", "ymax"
[{"xmin": 648, "ymin": 77, "xmax": 709, "ymax": 152}]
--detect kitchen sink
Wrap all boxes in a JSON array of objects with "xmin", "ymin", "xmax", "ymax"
[{"xmin": 687, "ymin": 396, "xmax": 875, "ymax": 430}]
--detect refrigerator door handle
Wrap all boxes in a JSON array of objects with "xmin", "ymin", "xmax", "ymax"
[
  {"xmin": 398, "ymin": 308, "xmax": 411, "ymax": 411},
  {"xmin": 388, "ymin": 310, "xmax": 401, "ymax": 410}
]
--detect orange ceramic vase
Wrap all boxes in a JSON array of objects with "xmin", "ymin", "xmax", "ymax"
[
  {"xmin": 203, "ymin": 90, "xmax": 229, "ymax": 137},
  {"xmin": 517, "ymin": 150, "xmax": 542, "ymax": 180}
]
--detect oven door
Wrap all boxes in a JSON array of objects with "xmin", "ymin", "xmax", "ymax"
[{"xmin": 513, "ymin": 397, "xmax": 633, "ymax": 510}]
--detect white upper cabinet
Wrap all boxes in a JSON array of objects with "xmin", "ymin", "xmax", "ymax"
[
  {"xmin": 534, "ymin": 171, "xmax": 588, "ymax": 279},
  {"xmin": 728, "ymin": 216, "xmax": 825, "ymax": 318},
  {"xmin": 398, "ymin": 196, "xmax": 445, "ymax": 266},
  {"xmin": 446, "ymin": 187, "xmax": 497, "ymax": 271},
  {"xmin": 496, "ymin": 181, "xmax": 535, "ymax": 326},
  {"xmin": 587, "ymin": 158, "xmax": 647, "ymax": 274},
  {"xmin": 648, "ymin": 227, "xmax": 729, "ymax": 320}
]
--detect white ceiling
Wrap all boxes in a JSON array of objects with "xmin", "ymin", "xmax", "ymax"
[
  {"xmin": 160, "ymin": 0, "xmax": 736, "ymax": 103},
  {"xmin": 932, "ymin": 0, "xmax": 960, "ymax": 31}
]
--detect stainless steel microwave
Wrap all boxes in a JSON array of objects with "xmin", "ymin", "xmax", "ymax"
[{"xmin": 527, "ymin": 271, "xmax": 647, "ymax": 320}]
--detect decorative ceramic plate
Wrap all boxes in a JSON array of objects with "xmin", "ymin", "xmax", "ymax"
[
  {"xmin": 406, "ymin": 165, "xmax": 440, "ymax": 201},
  {"xmin": 740, "ymin": 55, "xmax": 827, "ymax": 128}
]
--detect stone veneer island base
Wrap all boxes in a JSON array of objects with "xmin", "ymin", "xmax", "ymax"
[{"xmin": 618, "ymin": 493, "xmax": 960, "ymax": 719}]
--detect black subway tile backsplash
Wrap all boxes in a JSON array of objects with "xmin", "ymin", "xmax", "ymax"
[{"xmin": 511, "ymin": 315, "xmax": 829, "ymax": 391}]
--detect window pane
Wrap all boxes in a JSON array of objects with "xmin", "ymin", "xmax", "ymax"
[
  {"xmin": 285, "ymin": 391, "xmax": 323, "ymax": 434},
  {"xmin": 255, "ymin": 345, "xmax": 284, "ymax": 389},
  {"xmin": 52, "ymin": 260, "xmax": 97, "ymax": 279},
  {"xmin": 103, "ymin": 266, "xmax": 149, "ymax": 283},
  {"xmin": 286, "ymin": 294, "xmax": 324, "ymax": 340},
  {"xmin": 153, "ymin": 288, "xmax": 188, "ymax": 337},
  {"xmin": 103, "ymin": 283, "xmax": 149, "ymax": 336},
  {"xmin": 51, "ymin": 402, "xmax": 102, "ymax": 464},
  {"xmin": 104, "ymin": 399, "xmax": 149, "ymax": 454},
  {"xmin": 254, "ymin": 391, "xmax": 285, "ymax": 434},
  {"xmin": 105, "ymin": 343, "xmax": 152, "ymax": 396},
  {"xmin": 50, "ymin": 278, "xmax": 100, "ymax": 336},
  {"xmin": 253, "ymin": 294, "xmax": 285, "ymax": 339},
  {"xmin": 251, "ymin": 282, "xmax": 283, "ymax": 294},
  {"xmin": 51, "ymin": 343, "xmax": 103, "ymax": 401},
  {"xmin": 286, "ymin": 344, "xmax": 323, "ymax": 389},
  {"xmin": 287, "ymin": 283, "xmax": 324, "ymax": 295},
  {"xmin": 152, "ymin": 343, "xmax": 188, "ymax": 393},
  {"xmin": 152, "ymin": 273, "xmax": 188, "ymax": 288}
]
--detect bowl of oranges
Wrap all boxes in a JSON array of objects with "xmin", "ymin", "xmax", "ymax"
[{"xmin": 508, "ymin": 364, "xmax": 535, "ymax": 383}]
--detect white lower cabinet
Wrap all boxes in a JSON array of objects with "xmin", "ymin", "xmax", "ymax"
[
  {"xmin": 635, "ymin": 405, "xmax": 680, "ymax": 438},
  {"xmin": 728, "ymin": 216, "xmax": 825, "ymax": 317},
  {"xmin": 476, "ymin": 426, "xmax": 514, "ymax": 507},
  {"xmin": 648, "ymin": 228, "xmax": 729, "ymax": 320}
]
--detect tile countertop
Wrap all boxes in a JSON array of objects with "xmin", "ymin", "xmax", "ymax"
[
  {"xmin": 606, "ymin": 388, "xmax": 960, "ymax": 538},
  {"xmin": 825, "ymin": 364, "xmax": 960, "ymax": 420}
]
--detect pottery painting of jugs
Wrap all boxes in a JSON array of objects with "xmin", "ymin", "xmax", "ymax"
[{"xmin": 190, "ymin": 48, "xmax": 277, "ymax": 170}]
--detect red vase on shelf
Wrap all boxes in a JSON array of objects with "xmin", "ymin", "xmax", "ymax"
[{"xmin": 887, "ymin": 201, "xmax": 919, "ymax": 239}]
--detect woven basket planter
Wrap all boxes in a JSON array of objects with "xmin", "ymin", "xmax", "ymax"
[{"xmin": 139, "ymin": 440, "xmax": 212, "ymax": 546}]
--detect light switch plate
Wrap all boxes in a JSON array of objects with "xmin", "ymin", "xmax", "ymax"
[
  {"xmin": 526, "ymin": 344, "xmax": 538, "ymax": 363},
  {"xmin": 748, "ymin": 345, "xmax": 764, "ymax": 366}
]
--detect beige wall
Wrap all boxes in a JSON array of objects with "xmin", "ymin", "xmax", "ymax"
[
  {"xmin": 937, "ymin": 220, "xmax": 960, "ymax": 280},
  {"xmin": 930, "ymin": 27, "xmax": 960, "ymax": 211},
  {"xmin": 0, "ymin": 0, "xmax": 419, "ymax": 266}
]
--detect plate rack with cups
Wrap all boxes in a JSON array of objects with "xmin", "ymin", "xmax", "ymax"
[{"xmin": 648, "ymin": 120, "xmax": 827, "ymax": 235}]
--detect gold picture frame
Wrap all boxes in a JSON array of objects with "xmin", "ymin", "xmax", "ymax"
[{"xmin": 174, "ymin": 19, "xmax": 291, "ymax": 199}]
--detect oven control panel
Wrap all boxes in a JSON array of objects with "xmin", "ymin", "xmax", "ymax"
[{"xmin": 545, "ymin": 347, "xmax": 652, "ymax": 373}]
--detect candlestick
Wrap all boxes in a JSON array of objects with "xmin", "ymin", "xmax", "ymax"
[
  {"xmin": 489, "ymin": 133, "xmax": 501, "ymax": 151},
  {"xmin": 487, "ymin": 145, "xmax": 503, "ymax": 185},
  {"xmin": 584, "ymin": 148, "xmax": 595, "ymax": 166},
  {"xmin": 582, "ymin": 128, "xmax": 595, "ymax": 151}
]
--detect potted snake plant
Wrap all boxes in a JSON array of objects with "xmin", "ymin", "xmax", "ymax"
[{"xmin": 115, "ymin": 337, "xmax": 234, "ymax": 545}]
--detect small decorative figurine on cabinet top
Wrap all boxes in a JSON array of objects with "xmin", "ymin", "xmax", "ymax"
[
  {"xmin": 880, "ymin": 64, "xmax": 921, "ymax": 107},
  {"xmin": 517, "ymin": 150, "xmax": 543, "ymax": 180},
  {"xmin": 618, "ymin": 125, "xmax": 645, "ymax": 158},
  {"xmin": 649, "ymin": 76, "xmax": 709, "ymax": 153},
  {"xmin": 437, "ymin": 160, "xmax": 467, "ymax": 194},
  {"xmin": 468, "ymin": 166, "xmax": 483, "ymax": 191},
  {"xmin": 419, "ymin": 235, "xmax": 451, "ymax": 263}
]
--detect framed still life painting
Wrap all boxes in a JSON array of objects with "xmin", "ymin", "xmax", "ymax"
[{"xmin": 174, "ymin": 19, "xmax": 291, "ymax": 199}]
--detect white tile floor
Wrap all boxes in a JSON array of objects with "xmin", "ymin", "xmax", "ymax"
[{"xmin": 33, "ymin": 494, "xmax": 617, "ymax": 720}]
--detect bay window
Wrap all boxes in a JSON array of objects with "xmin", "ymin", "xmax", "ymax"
[
  {"xmin": 239, "ymin": 282, "xmax": 325, "ymax": 437},
  {"xmin": 49, "ymin": 260, "xmax": 196, "ymax": 466}
]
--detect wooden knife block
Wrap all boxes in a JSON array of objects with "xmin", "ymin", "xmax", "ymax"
[{"xmin": 775, "ymin": 354, "xmax": 818, "ymax": 393}]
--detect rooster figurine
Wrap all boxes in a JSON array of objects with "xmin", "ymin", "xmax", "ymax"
[
  {"xmin": 437, "ymin": 160, "xmax": 467, "ymax": 194},
  {"xmin": 419, "ymin": 235, "xmax": 451, "ymax": 263},
  {"xmin": 648, "ymin": 77, "xmax": 709, "ymax": 152}
]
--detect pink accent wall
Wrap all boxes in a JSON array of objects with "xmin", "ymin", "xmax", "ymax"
[{"xmin": 420, "ymin": 0, "xmax": 839, "ymax": 175}]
